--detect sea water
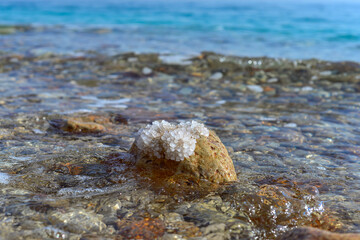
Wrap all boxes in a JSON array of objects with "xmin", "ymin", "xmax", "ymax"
[{"xmin": 1, "ymin": 0, "xmax": 360, "ymax": 61}]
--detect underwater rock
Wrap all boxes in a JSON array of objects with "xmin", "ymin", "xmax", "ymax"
[
  {"xmin": 48, "ymin": 209, "xmax": 106, "ymax": 234},
  {"xmin": 277, "ymin": 227, "xmax": 360, "ymax": 240},
  {"xmin": 116, "ymin": 217, "xmax": 165, "ymax": 240},
  {"xmin": 129, "ymin": 120, "xmax": 237, "ymax": 183}
]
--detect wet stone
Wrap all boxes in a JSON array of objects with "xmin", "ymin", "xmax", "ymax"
[
  {"xmin": 277, "ymin": 227, "xmax": 360, "ymax": 240},
  {"xmin": 48, "ymin": 209, "xmax": 106, "ymax": 234},
  {"xmin": 0, "ymin": 51, "xmax": 359, "ymax": 239},
  {"xmin": 116, "ymin": 217, "xmax": 165, "ymax": 240}
]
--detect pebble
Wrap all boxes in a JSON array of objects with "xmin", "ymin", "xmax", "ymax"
[
  {"xmin": 179, "ymin": 87, "xmax": 193, "ymax": 95},
  {"xmin": 319, "ymin": 70, "xmax": 332, "ymax": 76},
  {"xmin": 284, "ymin": 123, "xmax": 297, "ymax": 128},
  {"xmin": 301, "ymin": 86, "xmax": 314, "ymax": 92},
  {"xmin": 247, "ymin": 85, "xmax": 263, "ymax": 93},
  {"xmin": 142, "ymin": 67, "xmax": 152, "ymax": 75},
  {"xmin": 278, "ymin": 227, "xmax": 360, "ymax": 240},
  {"xmin": 201, "ymin": 223, "xmax": 226, "ymax": 235},
  {"xmin": 49, "ymin": 209, "xmax": 106, "ymax": 234},
  {"xmin": 267, "ymin": 77, "xmax": 278, "ymax": 83},
  {"xmin": 210, "ymin": 72, "xmax": 223, "ymax": 80}
]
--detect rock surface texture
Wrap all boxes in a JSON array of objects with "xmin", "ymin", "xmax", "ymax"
[
  {"xmin": 277, "ymin": 227, "xmax": 360, "ymax": 240},
  {"xmin": 130, "ymin": 121, "xmax": 237, "ymax": 183}
]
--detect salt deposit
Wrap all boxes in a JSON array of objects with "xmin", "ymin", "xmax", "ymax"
[{"xmin": 134, "ymin": 120, "xmax": 209, "ymax": 161}]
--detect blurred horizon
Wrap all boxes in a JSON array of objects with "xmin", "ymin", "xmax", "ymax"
[{"xmin": 1, "ymin": 0, "xmax": 360, "ymax": 61}]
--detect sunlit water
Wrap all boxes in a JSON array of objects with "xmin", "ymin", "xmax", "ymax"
[
  {"xmin": 0, "ymin": 0, "xmax": 360, "ymax": 239},
  {"xmin": 1, "ymin": 0, "xmax": 360, "ymax": 61},
  {"xmin": 0, "ymin": 52, "xmax": 359, "ymax": 238}
]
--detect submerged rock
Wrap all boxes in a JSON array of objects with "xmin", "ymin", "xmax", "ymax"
[
  {"xmin": 129, "ymin": 120, "xmax": 237, "ymax": 183},
  {"xmin": 116, "ymin": 217, "xmax": 165, "ymax": 240},
  {"xmin": 277, "ymin": 227, "xmax": 360, "ymax": 240}
]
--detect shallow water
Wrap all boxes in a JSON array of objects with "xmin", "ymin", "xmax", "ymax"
[{"xmin": 0, "ymin": 52, "xmax": 359, "ymax": 239}]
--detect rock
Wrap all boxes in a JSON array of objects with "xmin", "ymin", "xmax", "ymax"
[
  {"xmin": 247, "ymin": 85, "xmax": 263, "ymax": 93},
  {"xmin": 205, "ymin": 232, "xmax": 230, "ymax": 240},
  {"xmin": 202, "ymin": 223, "xmax": 226, "ymax": 235},
  {"xmin": 162, "ymin": 233, "xmax": 187, "ymax": 240},
  {"xmin": 116, "ymin": 217, "xmax": 165, "ymax": 240},
  {"xmin": 142, "ymin": 67, "xmax": 153, "ymax": 75},
  {"xmin": 319, "ymin": 70, "xmax": 332, "ymax": 76},
  {"xmin": 301, "ymin": 86, "xmax": 314, "ymax": 92},
  {"xmin": 267, "ymin": 77, "xmax": 278, "ymax": 83},
  {"xmin": 130, "ymin": 124, "xmax": 237, "ymax": 183},
  {"xmin": 49, "ymin": 117, "xmax": 107, "ymax": 133},
  {"xmin": 179, "ymin": 87, "xmax": 193, "ymax": 95},
  {"xmin": 210, "ymin": 72, "xmax": 223, "ymax": 81},
  {"xmin": 176, "ymin": 196, "xmax": 232, "ymax": 227},
  {"xmin": 48, "ymin": 209, "xmax": 106, "ymax": 234},
  {"xmin": 277, "ymin": 227, "xmax": 360, "ymax": 240}
]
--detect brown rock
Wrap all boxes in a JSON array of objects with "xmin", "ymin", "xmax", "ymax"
[
  {"xmin": 48, "ymin": 114, "xmax": 129, "ymax": 135},
  {"xmin": 49, "ymin": 116, "xmax": 108, "ymax": 133},
  {"xmin": 66, "ymin": 117, "xmax": 107, "ymax": 133},
  {"xmin": 131, "ymin": 130, "xmax": 237, "ymax": 183},
  {"xmin": 277, "ymin": 227, "xmax": 360, "ymax": 240},
  {"xmin": 116, "ymin": 217, "xmax": 165, "ymax": 240}
]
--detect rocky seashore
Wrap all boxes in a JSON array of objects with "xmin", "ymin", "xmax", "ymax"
[{"xmin": 0, "ymin": 51, "xmax": 359, "ymax": 239}]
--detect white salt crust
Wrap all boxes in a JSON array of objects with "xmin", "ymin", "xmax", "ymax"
[{"xmin": 135, "ymin": 120, "xmax": 209, "ymax": 161}]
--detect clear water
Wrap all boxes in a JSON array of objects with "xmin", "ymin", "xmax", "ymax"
[
  {"xmin": 0, "ymin": 1, "xmax": 360, "ymax": 239},
  {"xmin": 1, "ymin": 0, "xmax": 360, "ymax": 61}
]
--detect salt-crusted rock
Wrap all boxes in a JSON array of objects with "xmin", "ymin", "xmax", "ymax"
[{"xmin": 129, "ymin": 120, "xmax": 237, "ymax": 183}]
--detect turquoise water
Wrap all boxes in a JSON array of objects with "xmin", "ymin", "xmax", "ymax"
[{"xmin": 1, "ymin": 0, "xmax": 360, "ymax": 61}]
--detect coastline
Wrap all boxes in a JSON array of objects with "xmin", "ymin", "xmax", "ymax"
[
  {"xmin": 0, "ymin": 50, "xmax": 359, "ymax": 238},
  {"xmin": 2, "ymin": 23, "xmax": 360, "ymax": 62}
]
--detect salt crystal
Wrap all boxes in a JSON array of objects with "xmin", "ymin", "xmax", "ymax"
[{"xmin": 134, "ymin": 120, "xmax": 209, "ymax": 161}]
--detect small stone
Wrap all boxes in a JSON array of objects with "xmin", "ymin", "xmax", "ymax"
[
  {"xmin": 215, "ymin": 100, "xmax": 226, "ymax": 105},
  {"xmin": 267, "ymin": 77, "xmax": 278, "ymax": 83},
  {"xmin": 48, "ymin": 209, "xmax": 106, "ymax": 234},
  {"xmin": 247, "ymin": 85, "xmax": 263, "ymax": 93},
  {"xmin": 311, "ymin": 75, "xmax": 319, "ymax": 81},
  {"xmin": 263, "ymin": 86, "xmax": 276, "ymax": 94},
  {"xmin": 0, "ymin": 128, "xmax": 13, "ymax": 139},
  {"xmin": 205, "ymin": 232, "xmax": 229, "ymax": 240},
  {"xmin": 202, "ymin": 223, "xmax": 226, "ymax": 235},
  {"xmin": 277, "ymin": 227, "xmax": 360, "ymax": 240},
  {"xmin": 301, "ymin": 86, "xmax": 313, "ymax": 92},
  {"xmin": 116, "ymin": 217, "xmax": 165, "ymax": 240},
  {"xmin": 142, "ymin": 67, "xmax": 152, "ymax": 75},
  {"xmin": 179, "ymin": 87, "xmax": 193, "ymax": 95},
  {"xmin": 66, "ymin": 118, "xmax": 106, "ymax": 133},
  {"xmin": 319, "ymin": 70, "xmax": 332, "ymax": 76},
  {"xmin": 162, "ymin": 233, "xmax": 186, "ymax": 240},
  {"xmin": 284, "ymin": 123, "xmax": 297, "ymax": 128},
  {"xmin": 210, "ymin": 72, "xmax": 223, "ymax": 80}
]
